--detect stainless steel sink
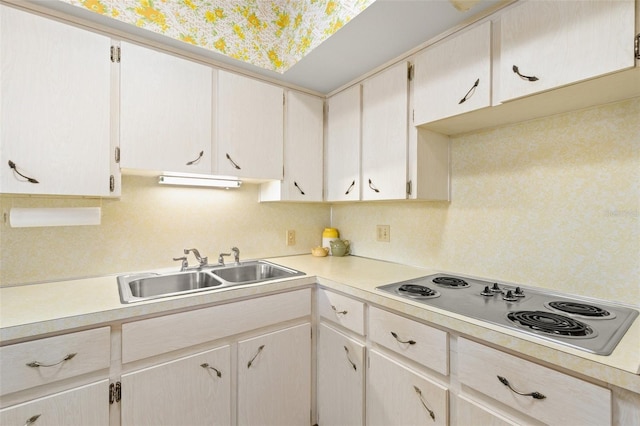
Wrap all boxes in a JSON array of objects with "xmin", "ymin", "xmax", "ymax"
[
  {"xmin": 117, "ymin": 260, "xmax": 304, "ymax": 303},
  {"xmin": 212, "ymin": 260, "xmax": 304, "ymax": 283}
]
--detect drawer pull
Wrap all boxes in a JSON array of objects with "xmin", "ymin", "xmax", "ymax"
[
  {"xmin": 497, "ymin": 375, "xmax": 546, "ymax": 400},
  {"xmin": 186, "ymin": 150, "xmax": 204, "ymax": 166},
  {"xmin": 200, "ymin": 363, "xmax": 222, "ymax": 378},
  {"xmin": 391, "ymin": 331, "xmax": 416, "ymax": 345},
  {"xmin": 225, "ymin": 153, "xmax": 241, "ymax": 170},
  {"xmin": 458, "ymin": 78, "xmax": 479, "ymax": 104},
  {"xmin": 247, "ymin": 345, "xmax": 265, "ymax": 369},
  {"xmin": 512, "ymin": 65, "xmax": 539, "ymax": 82},
  {"xmin": 413, "ymin": 385, "xmax": 436, "ymax": 421},
  {"xmin": 343, "ymin": 346, "xmax": 357, "ymax": 371},
  {"xmin": 24, "ymin": 414, "xmax": 41, "ymax": 425},
  {"xmin": 26, "ymin": 353, "xmax": 76, "ymax": 368},
  {"xmin": 331, "ymin": 305, "xmax": 348, "ymax": 315}
]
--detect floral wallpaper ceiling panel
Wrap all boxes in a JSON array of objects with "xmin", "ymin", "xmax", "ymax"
[{"xmin": 62, "ymin": 0, "xmax": 376, "ymax": 72}]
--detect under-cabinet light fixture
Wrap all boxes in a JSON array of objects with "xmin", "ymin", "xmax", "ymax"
[{"xmin": 158, "ymin": 174, "xmax": 242, "ymax": 189}]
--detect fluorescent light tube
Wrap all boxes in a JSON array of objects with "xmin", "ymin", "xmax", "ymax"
[
  {"xmin": 158, "ymin": 175, "xmax": 242, "ymax": 189},
  {"xmin": 9, "ymin": 207, "xmax": 101, "ymax": 228}
]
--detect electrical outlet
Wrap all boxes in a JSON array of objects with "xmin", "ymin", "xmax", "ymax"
[
  {"xmin": 376, "ymin": 225, "xmax": 390, "ymax": 242},
  {"xmin": 286, "ymin": 229, "xmax": 296, "ymax": 246}
]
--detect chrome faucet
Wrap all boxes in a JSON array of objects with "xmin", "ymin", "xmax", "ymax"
[
  {"xmin": 173, "ymin": 256, "xmax": 189, "ymax": 271},
  {"xmin": 184, "ymin": 248, "xmax": 208, "ymax": 268},
  {"xmin": 219, "ymin": 247, "xmax": 240, "ymax": 266}
]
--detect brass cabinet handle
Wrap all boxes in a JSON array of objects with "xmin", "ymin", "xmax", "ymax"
[
  {"xmin": 344, "ymin": 180, "xmax": 355, "ymax": 195},
  {"xmin": 343, "ymin": 346, "xmax": 357, "ymax": 371},
  {"xmin": 497, "ymin": 375, "xmax": 546, "ymax": 399},
  {"xmin": 186, "ymin": 150, "xmax": 204, "ymax": 166},
  {"xmin": 26, "ymin": 353, "xmax": 76, "ymax": 368},
  {"xmin": 458, "ymin": 78, "xmax": 480, "ymax": 104},
  {"xmin": 8, "ymin": 160, "xmax": 39, "ymax": 184},
  {"xmin": 414, "ymin": 385, "xmax": 436, "ymax": 421},
  {"xmin": 247, "ymin": 345, "xmax": 265, "ymax": 369},
  {"xmin": 225, "ymin": 153, "xmax": 241, "ymax": 170},
  {"xmin": 512, "ymin": 65, "xmax": 539, "ymax": 82},
  {"xmin": 390, "ymin": 331, "xmax": 416, "ymax": 345},
  {"xmin": 331, "ymin": 305, "xmax": 348, "ymax": 315},
  {"xmin": 200, "ymin": 363, "xmax": 222, "ymax": 378},
  {"xmin": 24, "ymin": 414, "xmax": 41, "ymax": 426}
]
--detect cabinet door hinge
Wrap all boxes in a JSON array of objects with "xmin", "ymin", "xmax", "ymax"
[
  {"xmin": 115, "ymin": 147, "xmax": 121, "ymax": 164},
  {"xmin": 408, "ymin": 63, "xmax": 414, "ymax": 81},
  {"xmin": 109, "ymin": 175, "xmax": 115, "ymax": 192},
  {"xmin": 110, "ymin": 45, "xmax": 121, "ymax": 63},
  {"xmin": 635, "ymin": 33, "xmax": 640, "ymax": 60},
  {"xmin": 109, "ymin": 382, "xmax": 121, "ymax": 404}
]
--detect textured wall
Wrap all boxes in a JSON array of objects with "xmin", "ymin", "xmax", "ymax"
[
  {"xmin": 332, "ymin": 98, "xmax": 640, "ymax": 305},
  {"xmin": 0, "ymin": 176, "xmax": 330, "ymax": 285}
]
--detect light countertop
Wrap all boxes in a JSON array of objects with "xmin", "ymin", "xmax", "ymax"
[{"xmin": 1, "ymin": 255, "xmax": 639, "ymax": 394}]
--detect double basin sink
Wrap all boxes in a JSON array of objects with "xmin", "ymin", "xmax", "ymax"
[{"xmin": 117, "ymin": 260, "xmax": 305, "ymax": 303}]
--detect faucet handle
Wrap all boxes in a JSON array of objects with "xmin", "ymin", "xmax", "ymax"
[
  {"xmin": 218, "ymin": 252, "xmax": 231, "ymax": 266},
  {"xmin": 173, "ymin": 256, "xmax": 189, "ymax": 271}
]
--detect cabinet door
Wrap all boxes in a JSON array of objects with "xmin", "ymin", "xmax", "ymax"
[
  {"xmin": 498, "ymin": 0, "xmax": 635, "ymax": 103},
  {"xmin": 454, "ymin": 395, "xmax": 520, "ymax": 426},
  {"xmin": 260, "ymin": 91, "xmax": 324, "ymax": 201},
  {"xmin": 414, "ymin": 21, "xmax": 491, "ymax": 124},
  {"xmin": 362, "ymin": 61, "xmax": 409, "ymax": 200},
  {"xmin": 121, "ymin": 346, "xmax": 231, "ymax": 426},
  {"xmin": 317, "ymin": 323, "xmax": 364, "ymax": 426},
  {"xmin": 368, "ymin": 350, "xmax": 448, "ymax": 426},
  {"xmin": 120, "ymin": 42, "xmax": 214, "ymax": 174},
  {"xmin": 0, "ymin": 6, "xmax": 113, "ymax": 196},
  {"xmin": 217, "ymin": 70, "xmax": 284, "ymax": 180},
  {"xmin": 0, "ymin": 380, "xmax": 109, "ymax": 425},
  {"xmin": 326, "ymin": 85, "xmax": 361, "ymax": 201},
  {"xmin": 237, "ymin": 324, "xmax": 311, "ymax": 426}
]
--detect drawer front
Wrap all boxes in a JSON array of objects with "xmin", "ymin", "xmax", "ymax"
[
  {"xmin": 0, "ymin": 327, "xmax": 111, "ymax": 396},
  {"xmin": 368, "ymin": 350, "xmax": 448, "ymax": 426},
  {"xmin": 458, "ymin": 338, "xmax": 611, "ymax": 426},
  {"xmin": 317, "ymin": 289, "xmax": 365, "ymax": 335},
  {"xmin": 122, "ymin": 288, "xmax": 311, "ymax": 363},
  {"xmin": 369, "ymin": 307, "xmax": 448, "ymax": 375},
  {"xmin": 0, "ymin": 380, "xmax": 109, "ymax": 425}
]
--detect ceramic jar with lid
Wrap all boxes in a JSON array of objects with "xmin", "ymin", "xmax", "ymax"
[{"xmin": 322, "ymin": 228, "xmax": 339, "ymax": 255}]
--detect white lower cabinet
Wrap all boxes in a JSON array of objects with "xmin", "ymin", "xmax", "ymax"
[
  {"xmin": 368, "ymin": 350, "xmax": 448, "ymax": 426},
  {"xmin": 237, "ymin": 323, "xmax": 311, "ymax": 426},
  {"xmin": 0, "ymin": 380, "xmax": 109, "ymax": 426},
  {"xmin": 121, "ymin": 346, "xmax": 231, "ymax": 426},
  {"xmin": 317, "ymin": 323, "xmax": 365, "ymax": 426},
  {"xmin": 458, "ymin": 338, "xmax": 612, "ymax": 426},
  {"xmin": 454, "ymin": 394, "xmax": 520, "ymax": 426}
]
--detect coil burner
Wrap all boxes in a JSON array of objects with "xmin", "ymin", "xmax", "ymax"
[
  {"xmin": 432, "ymin": 276, "xmax": 470, "ymax": 289},
  {"xmin": 507, "ymin": 310, "xmax": 596, "ymax": 338},
  {"xmin": 397, "ymin": 284, "xmax": 440, "ymax": 300},
  {"xmin": 545, "ymin": 301, "xmax": 615, "ymax": 320}
]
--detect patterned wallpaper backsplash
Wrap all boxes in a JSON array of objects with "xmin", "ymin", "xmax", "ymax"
[{"xmin": 61, "ymin": 0, "xmax": 375, "ymax": 72}]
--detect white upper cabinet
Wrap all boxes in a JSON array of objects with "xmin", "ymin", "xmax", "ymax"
[
  {"xmin": 326, "ymin": 84, "xmax": 361, "ymax": 202},
  {"xmin": 362, "ymin": 62, "xmax": 409, "ymax": 201},
  {"xmin": 260, "ymin": 91, "xmax": 324, "ymax": 202},
  {"xmin": 217, "ymin": 70, "xmax": 284, "ymax": 180},
  {"xmin": 414, "ymin": 21, "xmax": 492, "ymax": 125},
  {"xmin": 119, "ymin": 42, "xmax": 214, "ymax": 174},
  {"xmin": 498, "ymin": 0, "xmax": 635, "ymax": 103},
  {"xmin": 0, "ymin": 5, "xmax": 116, "ymax": 196}
]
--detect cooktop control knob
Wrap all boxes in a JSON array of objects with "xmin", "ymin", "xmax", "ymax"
[
  {"xmin": 514, "ymin": 286, "xmax": 525, "ymax": 297},
  {"xmin": 503, "ymin": 290, "xmax": 518, "ymax": 302},
  {"xmin": 481, "ymin": 286, "xmax": 494, "ymax": 296},
  {"xmin": 490, "ymin": 283, "xmax": 501, "ymax": 292}
]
